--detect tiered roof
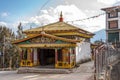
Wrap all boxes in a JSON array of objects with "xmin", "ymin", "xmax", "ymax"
[
  {"xmin": 13, "ymin": 12, "xmax": 94, "ymax": 47},
  {"xmin": 23, "ymin": 21, "xmax": 93, "ymax": 35}
]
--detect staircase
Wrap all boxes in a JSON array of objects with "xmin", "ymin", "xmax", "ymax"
[{"xmin": 17, "ymin": 67, "xmax": 72, "ymax": 74}]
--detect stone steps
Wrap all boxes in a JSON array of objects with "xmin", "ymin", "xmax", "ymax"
[{"xmin": 17, "ymin": 67, "xmax": 72, "ymax": 74}]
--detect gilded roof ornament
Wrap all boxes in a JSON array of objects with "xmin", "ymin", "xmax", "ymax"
[{"xmin": 59, "ymin": 11, "xmax": 63, "ymax": 22}]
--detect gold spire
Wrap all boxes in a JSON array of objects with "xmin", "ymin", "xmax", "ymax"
[
  {"xmin": 60, "ymin": 11, "xmax": 63, "ymax": 18},
  {"xmin": 59, "ymin": 11, "xmax": 63, "ymax": 22}
]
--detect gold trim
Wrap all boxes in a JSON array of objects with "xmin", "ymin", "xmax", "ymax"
[
  {"xmin": 55, "ymin": 61, "xmax": 75, "ymax": 68},
  {"xmin": 23, "ymin": 21, "xmax": 94, "ymax": 36},
  {"xmin": 13, "ymin": 33, "xmax": 78, "ymax": 44},
  {"xmin": 53, "ymin": 32, "xmax": 92, "ymax": 38},
  {"xmin": 17, "ymin": 43, "xmax": 76, "ymax": 48},
  {"xmin": 20, "ymin": 60, "xmax": 33, "ymax": 67}
]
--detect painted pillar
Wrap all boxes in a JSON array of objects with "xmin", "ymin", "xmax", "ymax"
[
  {"xmin": 68, "ymin": 48, "xmax": 71, "ymax": 64},
  {"xmin": 55, "ymin": 48, "xmax": 58, "ymax": 68},
  {"xmin": 27, "ymin": 48, "xmax": 31, "ymax": 60},
  {"xmin": 63, "ymin": 48, "xmax": 69, "ymax": 63},
  {"xmin": 33, "ymin": 48, "xmax": 38, "ymax": 66},
  {"xmin": 69, "ymin": 48, "xmax": 74, "ymax": 68},
  {"xmin": 69, "ymin": 48, "xmax": 72, "ymax": 64},
  {"xmin": 20, "ymin": 49, "xmax": 23, "ymax": 60},
  {"xmin": 31, "ymin": 48, "xmax": 34, "ymax": 62},
  {"xmin": 74, "ymin": 48, "xmax": 76, "ymax": 63},
  {"xmin": 20, "ymin": 48, "xmax": 27, "ymax": 67}
]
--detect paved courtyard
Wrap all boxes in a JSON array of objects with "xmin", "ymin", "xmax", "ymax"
[{"xmin": 0, "ymin": 61, "xmax": 94, "ymax": 80}]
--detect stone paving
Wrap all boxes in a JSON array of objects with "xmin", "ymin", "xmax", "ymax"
[{"xmin": 0, "ymin": 61, "xmax": 94, "ymax": 80}]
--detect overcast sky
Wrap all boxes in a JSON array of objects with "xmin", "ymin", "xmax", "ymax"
[{"xmin": 0, "ymin": 0, "xmax": 120, "ymax": 32}]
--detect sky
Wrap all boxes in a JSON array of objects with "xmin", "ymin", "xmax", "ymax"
[
  {"xmin": 0, "ymin": 0, "xmax": 51, "ymax": 24},
  {"xmin": 0, "ymin": 0, "xmax": 120, "ymax": 32}
]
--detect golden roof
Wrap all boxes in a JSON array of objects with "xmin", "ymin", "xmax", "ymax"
[
  {"xmin": 13, "ymin": 33, "xmax": 82, "ymax": 44},
  {"xmin": 23, "ymin": 21, "xmax": 93, "ymax": 36}
]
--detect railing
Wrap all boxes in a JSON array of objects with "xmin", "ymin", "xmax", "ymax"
[
  {"xmin": 94, "ymin": 43, "xmax": 120, "ymax": 80},
  {"xmin": 55, "ymin": 61, "xmax": 75, "ymax": 68},
  {"xmin": 20, "ymin": 60, "xmax": 33, "ymax": 67}
]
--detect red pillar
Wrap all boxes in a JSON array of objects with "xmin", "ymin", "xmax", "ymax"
[
  {"xmin": 31, "ymin": 48, "xmax": 34, "ymax": 62},
  {"xmin": 69, "ymin": 48, "xmax": 71, "ymax": 64},
  {"xmin": 21, "ymin": 49, "xmax": 23, "ymax": 60},
  {"xmin": 55, "ymin": 49, "xmax": 58, "ymax": 67},
  {"xmin": 73, "ymin": 48, "xmax": 76, "ymax": 63}
]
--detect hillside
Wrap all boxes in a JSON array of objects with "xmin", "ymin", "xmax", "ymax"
[{"xmin": 91, "ymin": 29, "xmax": 106, "ymax": 43}]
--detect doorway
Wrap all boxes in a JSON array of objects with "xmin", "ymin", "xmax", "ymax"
[{"xmin": 37, "ymin": 49, "xmax": 55, "ymax": 66}]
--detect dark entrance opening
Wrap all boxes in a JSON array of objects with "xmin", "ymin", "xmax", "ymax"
[{"xmin": 37, "ymin": 49, "xmax": 55, "ymax": 66}]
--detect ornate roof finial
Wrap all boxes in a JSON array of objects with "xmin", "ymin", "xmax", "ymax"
[
  {"xmin": 41, "ymin": 27, "xmax": 45, "ymax": 34},
  {"xmin": 59, "ymin": 11, "xmax": 63, "ymax": 22}
]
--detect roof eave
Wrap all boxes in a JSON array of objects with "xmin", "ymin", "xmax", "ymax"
[
  {"xmin": 13, "ymin": 33, "xmax": 78, "ymax": 44},
  {"xmin": 101, "ymin": 6, "xmax": 120, "ymax": 11}
]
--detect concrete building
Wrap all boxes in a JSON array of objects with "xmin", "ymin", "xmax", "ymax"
[{"xmin": 102, "ymin": 6, "xmax": 120, "ymax": 42}]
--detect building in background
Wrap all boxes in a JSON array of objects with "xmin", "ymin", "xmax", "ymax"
[
  {"xmin": 102, "ymin": 6, "xmax": 120, "ymax": 43},
  {"xmin": 13, "ymin": 12, "xmax": 94, "ymax": 69}
]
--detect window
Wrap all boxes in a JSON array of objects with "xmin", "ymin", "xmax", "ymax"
[
  {"xmin": 108, "ymin": 10, "xmax": 118, "ymax": 18},
  {"xmin": 108, "ymin": 20, "xmax": 118, "ymax": 29},
  {"xmin": 108, "ymin": 32, "xmax": 119, "ymax": 42}
]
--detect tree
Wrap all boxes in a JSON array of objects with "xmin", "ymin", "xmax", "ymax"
[{"xmin": 0, "ymin": 26, "xmax": 20, "ymax": 68}]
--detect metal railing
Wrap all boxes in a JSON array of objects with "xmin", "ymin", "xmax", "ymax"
[{"xmin": 94, "ymin": 43, "xmax": 120, "ymax": 80}]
